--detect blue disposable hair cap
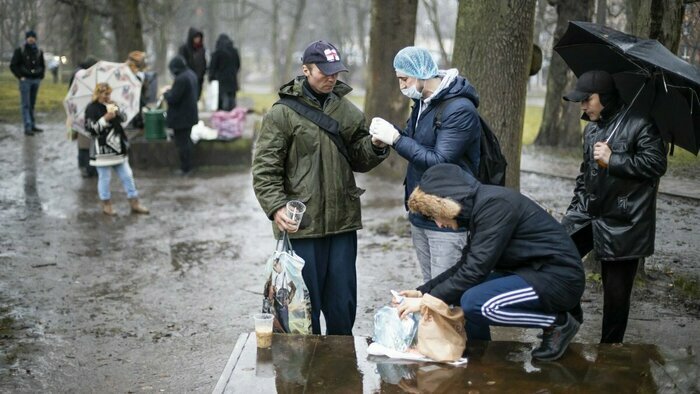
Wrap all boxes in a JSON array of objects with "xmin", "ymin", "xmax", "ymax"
[{"xmin": 393, "ymin": 46, "xmax": 438, "ymax": 80}]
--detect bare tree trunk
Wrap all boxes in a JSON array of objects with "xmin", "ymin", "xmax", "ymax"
[
  {"xmin": 268, "ymin": 0, "xmax": 306, "ymax": 89},
  {"xmin": 597, "ymin": 0, "xmax": 607, "ymax": 24},
  {"xmin": 270, "ymin": 0, "xmax": 281, "ymax": 89},
  {"xmin": 205, "ymin": 0, "xmax": 219, "ymax": 51},
  {"xmin": 364, "ymin": 0, "xmax": 418, "ymax": 177},
  {"xmin": 627, "ymin": 0, "xmax": 685, "ymax": 52},
  {"xmin": 535, "ymin": 0, "xmax": 593, "ymax": 149},
  {"xmin": 0, "ymin": 0, "xmax": 39, "ymax": 60},
  {"xmin": 422, "ymin": 0, "xmax": 450, "ymax": 66},
  {"xmin": 452, "ymin": 0, "xmax": 537, "ymax": 191},
  {"xmin": 533, "ymin": 0, "xmax": 550, "ymax": 44},
  {"xmin": 280, "ymin": 0, "xmax": 306, "ymax": 86},
  {"xmin": 68, "ymin": 4, "xmax": 89, "ymax": 68},
  {"xmin": 109, "ymin": 0, "xmax": 145, "ymax": 61},
  {"xmin": 353, "ymin": 2, "xmax": 370, "ymax": 65}
]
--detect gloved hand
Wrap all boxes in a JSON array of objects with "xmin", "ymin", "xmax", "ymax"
[{"xmin": 369, "ymin": 117, "xmax": 400, "ymax": 146}]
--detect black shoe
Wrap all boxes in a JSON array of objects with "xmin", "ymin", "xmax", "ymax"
[
  {"xmin": 31, "ymin": 126, "xmax": 43, "ymax": 132},
  {"xmin": 531, "ymin": 312, "xmax": 580, "ymax": 361},
  {"xmin": 24, "ymin": 130, "xmax": 35, "ymax": 136}
]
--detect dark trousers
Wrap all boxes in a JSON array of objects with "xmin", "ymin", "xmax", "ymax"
[
  {"xmin": 569, "ymin": 223, "xmax": 639, "ymax": 343},
  {"xmin": 600, "ymin": 259, "xmax": 639, "ymax": 343},
  {"xmin": 173, "ymin": 127, "xmax": 193, "ymax": 172},
  {"xmin": 77, "ymin": 148, "xmax": 97, "ymax": 176},
  {"xmin": 197, "ymin": 78, "xmax": 204, "ymax": 100},
  {"xmin": 218, "ymin": 91, "xmax": 236, "ymax": 111},
  {"xmin": 290, "ymin": 231, "xmax": 357, "ymax": 335}
]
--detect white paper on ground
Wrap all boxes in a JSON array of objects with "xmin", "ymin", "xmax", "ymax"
[{"xmin": 367, "ymin": 342, "xmax": 468, "ymax": 366}]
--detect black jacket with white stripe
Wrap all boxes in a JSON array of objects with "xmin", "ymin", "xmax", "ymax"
[{"xmin": 414, "ymin": 164, "xmax": 584, "ymax": 313}]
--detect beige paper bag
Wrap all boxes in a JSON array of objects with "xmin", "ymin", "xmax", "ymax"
[{"xmin": 416, "ymin": 294, "xmax": 467, "ymax": 362}]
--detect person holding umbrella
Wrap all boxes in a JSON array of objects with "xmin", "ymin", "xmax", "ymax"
[
  {"xmin": 85, "ymin": 83, "xmax": 149, "ymax": 216},
  {"xmin": 561, "ymin": 70, "xmax": 667, "ymax": 343}
]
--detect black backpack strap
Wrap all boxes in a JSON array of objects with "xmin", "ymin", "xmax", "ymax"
[
  {"xmin": 276, "ymin": 97, "xmax": 350, "ymax": 164},
  {"xmin": 432, "ymin": 97, "xmax": 455, "ymax": 129}
]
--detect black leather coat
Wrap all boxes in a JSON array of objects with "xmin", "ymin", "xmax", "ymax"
[{"xmin": 562, "ymin": 107, "xmax": 667, "ymax": 261}]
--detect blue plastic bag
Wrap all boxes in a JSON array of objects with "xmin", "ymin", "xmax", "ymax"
[{"xmin": 372, "ymin": 306, "xmax": 419, "ymax": 352}]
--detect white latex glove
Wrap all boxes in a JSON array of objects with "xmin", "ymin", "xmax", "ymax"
[{"xmin": 369, "ymin": 117, "xmax": 400, "ymax": 146}]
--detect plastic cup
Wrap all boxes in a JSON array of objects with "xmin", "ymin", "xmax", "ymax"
[
  {"xmin": 253, "ymin": 313, "xmax": 274, "ymax": 348},
  {"xmin": 285, "ymin": 200, "xmax": 306, "ymax": 231}
]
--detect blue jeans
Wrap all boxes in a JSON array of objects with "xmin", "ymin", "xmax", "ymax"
[
  {"xmin": 19, "ymin": 78, "xmax": 41, "ymax": 131},
  {"xmin": 290, "ymin": 231, "xmax": 357, "ymax": 335},
  {"xmin": 460, "ymin": 272, "xmax": 558, "ymax": 340},
  {"xmin": 411, "ymin": 224, "xmax": 467, "ymax": 282},
  {"xmin": 96, "ymin": 161, "xmax": 138, "ymax": 201}
]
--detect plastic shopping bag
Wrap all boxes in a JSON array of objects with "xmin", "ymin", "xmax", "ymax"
[
  {"xmin": 206, "ymin": 80, "xmax": 219, "ymax": 112},
  {"xmin": 372, "ymin": 305, "xmax": 419, "ymax": 352},
  {"xmin": 210, "ymin": 107, "xmax": 247, "ymax": 140},
  {"xmin": 262, "ymin": 232, "xmax": 312, "ymax": 334}
]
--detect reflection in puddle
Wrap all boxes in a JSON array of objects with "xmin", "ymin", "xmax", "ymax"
[
  {"xmin": 226, "ymin": 335, "xmax": 699, "ymax": 393},
  {"xmin": 22, "ymin": 136, "xmax": 42, "ymax": 216}
]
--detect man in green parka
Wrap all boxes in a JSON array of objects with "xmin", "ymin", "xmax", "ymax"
[{"xmin": 252, "ymin": 40, "xmax": 389, "ymax": 335}]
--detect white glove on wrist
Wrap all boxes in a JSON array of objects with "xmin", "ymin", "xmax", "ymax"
[{"xmin": 369, "ymin": 117, "xmax": 400, "ymax": 146}]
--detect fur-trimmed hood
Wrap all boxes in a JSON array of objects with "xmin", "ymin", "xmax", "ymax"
[{"xmin": 408, "ymin": 163, "xmax": 479, "ymax": 226}]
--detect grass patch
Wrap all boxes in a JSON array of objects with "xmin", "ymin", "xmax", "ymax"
[
  {"xmin": 523, "ymin": 105, "xmax": 543, "ymax": 145},
  {"xmin": 672, "ymin": 275, "xmax": 700, "ymax": 301},
  {"xmin": 0, "ymin": 70, "xmax": 67, "ymax": 121}
]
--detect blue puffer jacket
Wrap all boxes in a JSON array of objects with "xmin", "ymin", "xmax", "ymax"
[{"xmin": 394, "ymin": 73, "xmax": 481, "ymax": 231}]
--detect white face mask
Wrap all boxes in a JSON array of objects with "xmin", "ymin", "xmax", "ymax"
[{"xmin": 401, "ymin": 85, "xmax": 423, "ymax": 100}]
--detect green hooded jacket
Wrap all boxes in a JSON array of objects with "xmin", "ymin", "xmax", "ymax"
[{"xmin": 252, "ymin": 76, "xmax": 389, "ymax": 238}]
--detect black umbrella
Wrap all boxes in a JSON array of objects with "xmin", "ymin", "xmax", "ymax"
[{"xmin": 554, "ymin": 21, "xmax": 700, "ymax": 155}]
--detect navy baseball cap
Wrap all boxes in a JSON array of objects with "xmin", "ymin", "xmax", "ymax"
[
  {"xmin": 563, "ymin": 70, "xmax": 617, "ymax": 102},
  {"xmin": 301, "ymin": 40, "xmax": 348, "ymax": 75}
]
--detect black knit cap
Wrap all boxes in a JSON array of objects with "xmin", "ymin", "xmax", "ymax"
[{"xmin": 25, "ymin": 30, "xmax": 37, "ymax": 39}]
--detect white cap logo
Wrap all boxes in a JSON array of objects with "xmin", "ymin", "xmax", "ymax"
[{"xmin": 324, "ymin": 49, "xmax": 340, "ymax": 62}]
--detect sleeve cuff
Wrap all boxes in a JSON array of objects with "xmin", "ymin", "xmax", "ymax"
[{"xmin": 372, "ymin": 144, "xmax": 389, "ymax": 155}]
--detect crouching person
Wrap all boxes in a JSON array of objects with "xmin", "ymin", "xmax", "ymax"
[{"xmin": 397, "ymin": 163, "xmax": 584, "ymax": 361}]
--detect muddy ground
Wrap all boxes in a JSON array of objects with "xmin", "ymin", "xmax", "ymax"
[{"xmin": 0, "ymin": 118, "xmax": 698, "ymax": 393}]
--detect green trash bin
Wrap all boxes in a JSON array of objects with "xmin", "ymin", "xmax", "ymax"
[{"xmin": 144, "ymin": 109, "xmax": 166, "ymax": 140}]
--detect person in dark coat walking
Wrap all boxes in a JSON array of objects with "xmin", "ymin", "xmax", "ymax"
[
  {"xmin": 178, "ymin": 27, "xmax": 207, "ymax": 99},
  {"xmin": 560, "ymin": 70, "xmax": 667, "ymax": 344},
  {"xmin": 10, "ymin": 30, "xmax": 45, "ymax": 135},
  {"xmin": 208, "ymin": 34, "xmax": 241, "ymax": 111},
  {"xmin": 369, "ymin": 47, "xmax": 482, "ymax": 283},
  {"xmin": 396, "ymin": 163, "xmax": 585, "ymax": 362},
  {"xmin": 163, "ymin": 56, "xmax": 199, "ymax": 175}
]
